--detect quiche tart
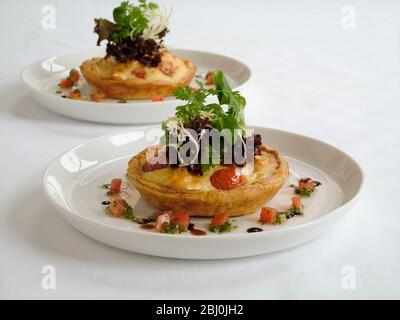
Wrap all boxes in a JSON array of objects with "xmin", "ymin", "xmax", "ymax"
[
  {"xmin": 80, "ymin": 1, "xmax": 196, "ymax": 100},
  {"xmin": 124, "ymin": 70, "xmax": 289, "ymax": 217},
  {"xmin": 80, "ymin": 51, "xmax": 196, "ymax": 100},
  {"xmin": 128, "ymin": 145, "xmax": 288, "ymax": 216}
]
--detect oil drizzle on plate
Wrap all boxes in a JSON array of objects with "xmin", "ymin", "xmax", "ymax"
[
  {"xmin": 188, "ymin": 223, "xmax": 207, "ymax": 236},
  {"xmin": 247, "ymin": 227, "xmax": 263, "ymax": 233},
  {"xmin": 140, "ymin": 223, "xmax": 155, "ymax": 230}
]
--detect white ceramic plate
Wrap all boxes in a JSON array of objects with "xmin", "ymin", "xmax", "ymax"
[
  {"xmin": 22, "ymin": 48, "xmax": 251, "ymax": 124},
  {"xmin": 43, "ymin": 126, "xmax": 363, "ymax": 260}
]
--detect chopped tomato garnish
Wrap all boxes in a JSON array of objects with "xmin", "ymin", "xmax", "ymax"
[
  {"xmin": 158, "ymin": 61, "xmax": 175, "ymax": 76},
  {"xmin": 108, "ymin": 199, "xmax": 126, "ymax": 217},
  {"xmin": 210, "ymin": 212, "xmax": 229, "ymax": 227},
  {"xmin": 59, "ymin": 78, "xmax": 74, "ymax": 89},
  {"xmin": 298, "ymin": 178, "xmax": 315, "ymax": 191},
  {"xmin": 90, "ymin": 91, "xmax": 107, "ymax": 102},
  {"xmin": 259, "ymin": 207, "xmax": 277, "ymax": 224},
  {"xmin": 69, "ymin": 69, "xmax": 80, "ymax": 82},
  {"xmin": 110, "ymin": 178, "xmax": 122, "ymax": 194},
  {"xmin": 205, "ymin": 72, "xmax": 215, "ymax": 85},
  {"xmin": 156, "ymin": 213, "xmax": 171, "ymax": 232},
  {"xmin": 68, "ymin": 90, "xmax": 81, "ymax": 100},
  {"xmin": 132, "ymin": 68, "xmax": 146, "ymax": 79},
  {"xmin": 151, "ymin": 95, "xmax": 164, "ymax": 102},
  {"xmin": 59, "ymin": 69, "xmax": 80, "ymax": 90},
  {"xmin": 173, "ymin": 211, "xmax": 190, "ymax": 230},
  {"xmin": 210, "ymin": 167, "xmax": 245, "ymax": 190},
  {"xmin": 291, "ymin": 196, "xmax": 302, "ymax": 209},
  {"xmin": 153, "ymin": 210, "xmax": 173, "ymax": 219}
]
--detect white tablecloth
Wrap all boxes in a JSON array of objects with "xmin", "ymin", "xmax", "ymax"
[{"xmin": 1, "ymin": 0, "xmax": 399, "ymax": 299}]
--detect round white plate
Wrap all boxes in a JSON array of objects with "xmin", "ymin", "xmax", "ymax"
[
  {"xmin": 43, "ymin": 126, "xmax": 363, "ymax": 260},
  {"xmin": 22, "ymin": 48, "xmax": 251, "ymax": 124}
]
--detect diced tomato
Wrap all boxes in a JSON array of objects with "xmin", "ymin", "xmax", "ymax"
[
  {"xmin": 210, "ymin": 167, "xmax": 246, "ymax": 190},
  {"xmin": 90, "ymin": 91, "xmax": 106, "ymax": 102},
  {"xmin": 158, "ymin": 61, "xmax": 175, "ymax": 76},
  {"xmin": 173, "ymin": 211, "xmax": 190, "ymax": 230},
  {"xmin": 69, "ymin": 69, "xmax": 80, "ymax": 82},
  {"xmin": 259, "ymin": 207, "xmax": 277, "ymax": 224},
  {"xmin": 152, "ymin": 95, "xmax": 164, "ymax": 102},
  {"xmin": 108, "ymin": 199, "xmax": 126, "ymax": 217},
  {"xmin": 110, "ymin": 178, "xmax": 122, "ymax": 194},
  {"xmin": 156, "ymin": 213, "xmax": 171, "ymax": 232},
  {"xmin": 68, "ymin": 90, "xmax": 81, "ymax": 100},
  {"xmin": 298, "ymin": 178, "xmax": 315, "ymax": 191},
  {"xmin": 153, "ymin": 211, "xmax": 174, "ymax": 220},
  {"xmin": 291, "ymin": 196, "xmax": 302, "ymax": 209},
  {"xmin": 205, "ymin": 72, "xmax": 215, "ymax": 85},
  {"xmin": 211, "ymin": 212, "xmax": 229, "ymax": 227},
  {"xmin": 132, "ymin": 68, "xmax": 146, "ymax": 79},
  {"xmin": 59, "ymin": 78, "xmax": 74, "ymax": 89}
]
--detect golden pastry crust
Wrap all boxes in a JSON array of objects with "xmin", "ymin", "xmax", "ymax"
[
  {"xmin": 127, "ymin": 145, "xmax": 289, "ymax": 217},
  {"xmin": 80, "ymin": 51, "xmax": 196, "ymax": 100}
]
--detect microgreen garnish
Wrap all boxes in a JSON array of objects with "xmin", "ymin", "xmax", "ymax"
[
  {"xmin": 289, "ymin": 207, "xmax": 303, "ymax": 216},
  {"xmin": 123, "ymin": 203, "xmax": 154, "ymax": 224},
  {"xmin": 272, "ymin": 213, "xmax": 286, "ymax": 225},
  {"xmin": 296, "ymin": 188, "xmax": 313, "ymax": 198},
  {"xmin": 173, "ymin": 70, "xmax": 246, "ymax": 131},
  {"xmin": 290, "ymin": 179, "xmax": 322, "ymax": 198},
  {"xmin": 95, "ymin": 1, "xmax": 166, "ymax": 45},
  {"xmin": 209, "ymin": 221, "xmax": 234, "ymax": 233},
  {"xmin": 278, "ymin": 207, "xmax": 303, "ymax": 221},
  {"xmin": 161, "ymin": 222, "xmax": 185, "ymax": 234}
]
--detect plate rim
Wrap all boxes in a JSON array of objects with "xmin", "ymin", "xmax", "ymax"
[
  {"xmin": 21, "ymin": 47, "xmax": 252, "ymax": 106},
  {"xmin": 42, "ymin": 125, "xmax": 365, "ymax": 241}
]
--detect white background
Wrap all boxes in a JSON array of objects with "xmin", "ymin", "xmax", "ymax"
[{"xmin": 1, "ymin": 0, "xmax": 399, "ymax": 299}]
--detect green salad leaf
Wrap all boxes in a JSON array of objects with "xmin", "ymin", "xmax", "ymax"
[
  {"xmin": 94, "ymin": 1, "xmax": 162, "ymax": 45},
  {"xmin": 173, "ymin": 70, "xmax": 246, "ymax": 132}
]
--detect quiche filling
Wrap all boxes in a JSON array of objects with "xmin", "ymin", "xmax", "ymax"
[
  {"xmin": 102, "ymin": 51, "xmax": 191, "ymax": 82},
  {"xmin": 140, "ymin": 149, "xmax": 280, "ymax": 191}
]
